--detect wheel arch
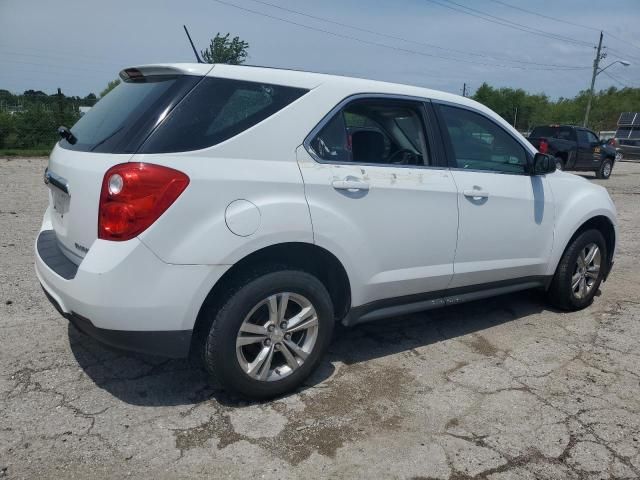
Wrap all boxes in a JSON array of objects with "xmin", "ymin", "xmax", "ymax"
[
  {"xmin": 190, "ymin": 242, "xmax": 352, "ymax": 355},
  {"xmin": 551, "ymin": 214, "xmax": 616, "ymax": 281}
]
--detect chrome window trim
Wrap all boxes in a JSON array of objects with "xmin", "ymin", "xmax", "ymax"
[{"xmin": 302, "ymin": 93, "xmax": 447, "ymax": 171}]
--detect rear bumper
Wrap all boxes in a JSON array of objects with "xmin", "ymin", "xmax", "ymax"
[
  {"xmin": 42, "ymin": 286, "xmax": 192, "ymax": 358},
  {"xmin": 35, "ymin": 212, "xmax": 230, "ymax": 357}
]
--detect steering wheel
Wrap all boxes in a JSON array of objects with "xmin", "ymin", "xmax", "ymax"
[{"xmin": 388, "ymin": 149, "xmax": 418, "ymax": 165}]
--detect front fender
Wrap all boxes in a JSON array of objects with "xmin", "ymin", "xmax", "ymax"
[{"xmin": 546, "ymin": 174, "xmax": 617, "ymax": 276}]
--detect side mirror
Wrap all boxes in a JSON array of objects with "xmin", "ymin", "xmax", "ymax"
[{"xmin": 532, "ymin": 152, "xmax": 556, "ymax": 175}]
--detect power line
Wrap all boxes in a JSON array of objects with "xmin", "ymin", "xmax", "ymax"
[
  {"xmin": 424, "ymin": 0, "xmax": 593, "ymax": 48},
  {"xmin": 0, "ymin": 49, "xmax": 123, "ymax": 68},
  {"xmin": 486, "ymin": 0, "xmax": 640, "ymax": 53},
  {"xmin": 602, "ymin": 71, "xmax": 628, "ymax": 88},
  {"xmin": 210, "ymin": 0, "xmax": 587, "ymax": 71},
  {"xmin": 1, "ymin": 58, "xmax": 114, "ymax": 75},
  {"xmin": 245, "ymin": 0, "xmax": 588, "ymax": 70}
]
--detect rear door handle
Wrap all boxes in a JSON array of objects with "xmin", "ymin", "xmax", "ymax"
[
  {"xmin": 332, "ymin": 178, "xmax": 370, "ymax": 191},
  {"xmin": 463, "ymin": 189, "xmax": 489, "ymax": 199}
]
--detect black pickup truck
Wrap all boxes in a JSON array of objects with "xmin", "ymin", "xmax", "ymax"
[{"xmin": 527, "ymin": 125, "xmax": 617, "ymax": 179}]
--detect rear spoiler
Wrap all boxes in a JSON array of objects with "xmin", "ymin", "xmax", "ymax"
[{"xmin": 119, "ymin": 63, "xmax": 213, "ymax": 81}]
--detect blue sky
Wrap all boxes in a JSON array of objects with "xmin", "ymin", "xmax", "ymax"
[{"xmin": 0, "ymin": 0, "xmax": 638, "ymax": 98}]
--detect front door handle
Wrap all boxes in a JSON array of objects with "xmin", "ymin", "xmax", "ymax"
[
  {"xmin": 332, "ymin": 178, "xmax": 370, "ymax": 191},
  {"xmin": 463, "ymin": 189, "xmax": 489, "ymax": 199}
]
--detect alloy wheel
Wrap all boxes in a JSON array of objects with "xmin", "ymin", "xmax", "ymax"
[
  {"xmin": 571, "ymin": 243, "xmax": 601, "ymax": 299},
  {"xmin": 236, "ymin": 292, "xmax": 319, "ymax": 381}
]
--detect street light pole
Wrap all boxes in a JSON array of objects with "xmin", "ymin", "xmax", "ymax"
[{"xmin": 583, "ymin": 31, "xmax": 604, "ymax": 128}]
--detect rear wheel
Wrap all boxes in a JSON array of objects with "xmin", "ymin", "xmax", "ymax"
[
  {"xmin": 547, "ymin": 229, "xmax": 607, "ymax": 311},
  {"xmin": 596, "ymin": 159, "xmax": 613, "ymax": 179},
  {"xmin": 202, "ymin": 269, "xmax": 334, "ymax": 399}
]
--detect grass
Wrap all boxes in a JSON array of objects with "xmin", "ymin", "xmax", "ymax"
[{"xmin": 0, "ymin": 148, "xmax": 51, "ymax": 157}]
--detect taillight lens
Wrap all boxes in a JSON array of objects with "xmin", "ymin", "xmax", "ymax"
[
  {"xmin": 98, "ymin": 163, "xmax": 189, "ymax": 241},
  {"xmin": 539, "ymin": 138, "xmax": 549, "ymax": 154}
]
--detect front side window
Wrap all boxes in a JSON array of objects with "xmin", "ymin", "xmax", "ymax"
[
  {"xmin": 309, "ymin": 98, "xmax": 430, "ymax": 166},
  {"xmin": 586, "ymin": 131, "xmax": 599, "ymax": 144},
  {"xmin": 439, "ymin": 105, "xmax": 527, "ymax": 174}
]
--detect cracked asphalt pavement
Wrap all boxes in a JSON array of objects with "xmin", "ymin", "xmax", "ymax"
[{"xmin": 2, "ymin": 157, "xmax": 640, "ymax": 479}]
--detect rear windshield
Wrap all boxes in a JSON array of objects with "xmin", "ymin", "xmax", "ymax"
[
  {"xmin": 60, "ymin": 75, "xmax": 200, "ymax": 153},
  {"xmin": 139, "ymin": 77, "xmax": 308, "ymax": 153},
  {"xmin": 530, "ymin": 126, "xmax": 575, "ymax": 141}
]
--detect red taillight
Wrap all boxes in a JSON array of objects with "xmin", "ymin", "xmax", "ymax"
[
  {"xmin": 539, "ymin": 138, "xmax": 549, "ymax": 154},
  {"xmin": 98, "ymin": 163, "xmax": 189, "ymax": 241}
]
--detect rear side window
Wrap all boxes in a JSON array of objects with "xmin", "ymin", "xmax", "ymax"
[
  {"xmin": 140, "ymin": 78, "xmax": 308, "ymax": 153},
  {"xmin": 530, "ymin": 126, "xmax": 575, "ymax": 141},
  {"xmin": 60, "ymin": 75, "xmax": 200, "ymax": 153}
]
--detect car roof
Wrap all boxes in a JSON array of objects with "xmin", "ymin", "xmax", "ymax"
[{"xmin": 125, "ymin": 62, "xmax": 489, "ymax": 112}]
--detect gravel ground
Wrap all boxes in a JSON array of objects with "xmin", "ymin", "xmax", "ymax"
[{"xmin": 1, "ymin": 157, "xmax": 640, "ymax": 479}]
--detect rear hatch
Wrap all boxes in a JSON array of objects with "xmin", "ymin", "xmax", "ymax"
[{"xmin": 45, "ymin": 64, "xmax": 211, "ymax": 264}]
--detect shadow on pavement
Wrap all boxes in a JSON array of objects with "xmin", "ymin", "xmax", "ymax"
[{"xmin": 69, "ymin": 289, "xmax": 554, "ymax": 408}]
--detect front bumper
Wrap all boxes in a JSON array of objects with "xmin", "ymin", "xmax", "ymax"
[{"xmin": 35, "ymin": 214, "xmax": 229, "ymax": 357}]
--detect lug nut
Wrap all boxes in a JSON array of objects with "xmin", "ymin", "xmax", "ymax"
[
  {"xmin": 264, "ymin": 338, "xmax": 272, "ymax": 346},
  {"xmin": 285, "ymin": 334, "xmax": 291, "ymax": 341},
  {"xmin": 280, "ymin": 322, "xmax": 287, "ymax": 329},
  {"xmin": 274, "ymin": 343, "xmax": 281, "ymax": 351},
  {"xmin": 268, "ymin": 325, "xmax": 275, "ymax": 332}
]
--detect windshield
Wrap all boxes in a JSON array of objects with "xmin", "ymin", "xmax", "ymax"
[{"xmin": 59, "ymin": 75, "xmax": 200, "ymax": 153}]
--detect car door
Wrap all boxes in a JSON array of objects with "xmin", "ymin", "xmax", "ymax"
[
  {"xmin": 435, "ymin": 103, "xmax": 555, "ymax": 289},
  {"xmin": 585, "ymin": 130, "xmax": 603, "ymax": 168},
  {"xmin": 576, "ymin": 129, "xmax": 595, "ymax": 168},
  {"xmin": 297, "ymin": 96, "xmax": 459, "ymax": 308}
]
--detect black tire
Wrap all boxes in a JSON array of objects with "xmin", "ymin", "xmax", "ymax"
[
  {"xmin": 202, "ymin": 268, "xmax": 334, "ymax": 399},
  {"xmin": 596, "ymin": 158, "xmax": 613, "ymax": 179},
  {"xmin": 547, "ymin": 229, "xmax": 607, "ymax": 311},
  {"xmin": 554, "ymin": 157, "xmax": 564, "ymax": 171}
]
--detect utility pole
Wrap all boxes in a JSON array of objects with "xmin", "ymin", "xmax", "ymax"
[{"xmin": 583, "ymin": 31, "xmax": 604, "ymax": 127}]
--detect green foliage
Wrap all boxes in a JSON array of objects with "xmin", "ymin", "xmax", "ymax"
[
  {"xmin": 201, "ymin": 33, "xmax": 249, "ymax": 64},
  {"xmin": 0, "ymin": 89, "xmax": 93, "ymax": 150},
  {"xmin": 100, "ymin": 79, "xmax": 120, "ymax": 98},
  {"xmin": 472, "ymin": 82, "xmax": 640, "ymax": 132}
]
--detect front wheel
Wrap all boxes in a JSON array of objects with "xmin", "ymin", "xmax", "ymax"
[
  {"xmin": 547, "ymin": 229, "xmax": 607, "ymax": 311},
  {"xmin": 202, "ymin": 269, "xmax": 334, "ymax": 399},
  {"xmin": 596, "ymin": 159, "xmax": 613, "ymax": 179}
]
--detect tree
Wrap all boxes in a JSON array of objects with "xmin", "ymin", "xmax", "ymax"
[
  {"xmin": 201, "ymin": 33, "xmax": 249, "ymax": 64},
  {"xmin": 100, "ymin": 79, "xmax": 120, "ymax": 98}
]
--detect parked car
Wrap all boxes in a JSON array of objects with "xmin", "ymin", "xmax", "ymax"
[
  {"xmin": 36, "ymin": 64, "xmax": 617, "ymax": 399},
  {"xmin": 527, "ymin": 125, "xmax": 617, "ymax": 178},
  {"xmin": 611, "ymin": 112, "xmax": 640, "ymax": 161},
  {"xmin": 613, "ymin": 138, "xmax": 640, "ymax": 160}
]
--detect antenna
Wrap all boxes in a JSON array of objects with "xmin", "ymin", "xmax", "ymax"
[{"xmin": 183, "ymin": 25, "xmax": 204, "ymax": 64}]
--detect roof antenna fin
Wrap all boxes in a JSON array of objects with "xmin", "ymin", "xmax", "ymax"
[{"xmin": 183, "ymin": 25, "xmax": 204, "ymax": 63}]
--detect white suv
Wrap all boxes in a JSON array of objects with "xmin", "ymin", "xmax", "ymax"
[{"xmin": 36, "ymin": 63, "xmax": 617, "ymax": 398}]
